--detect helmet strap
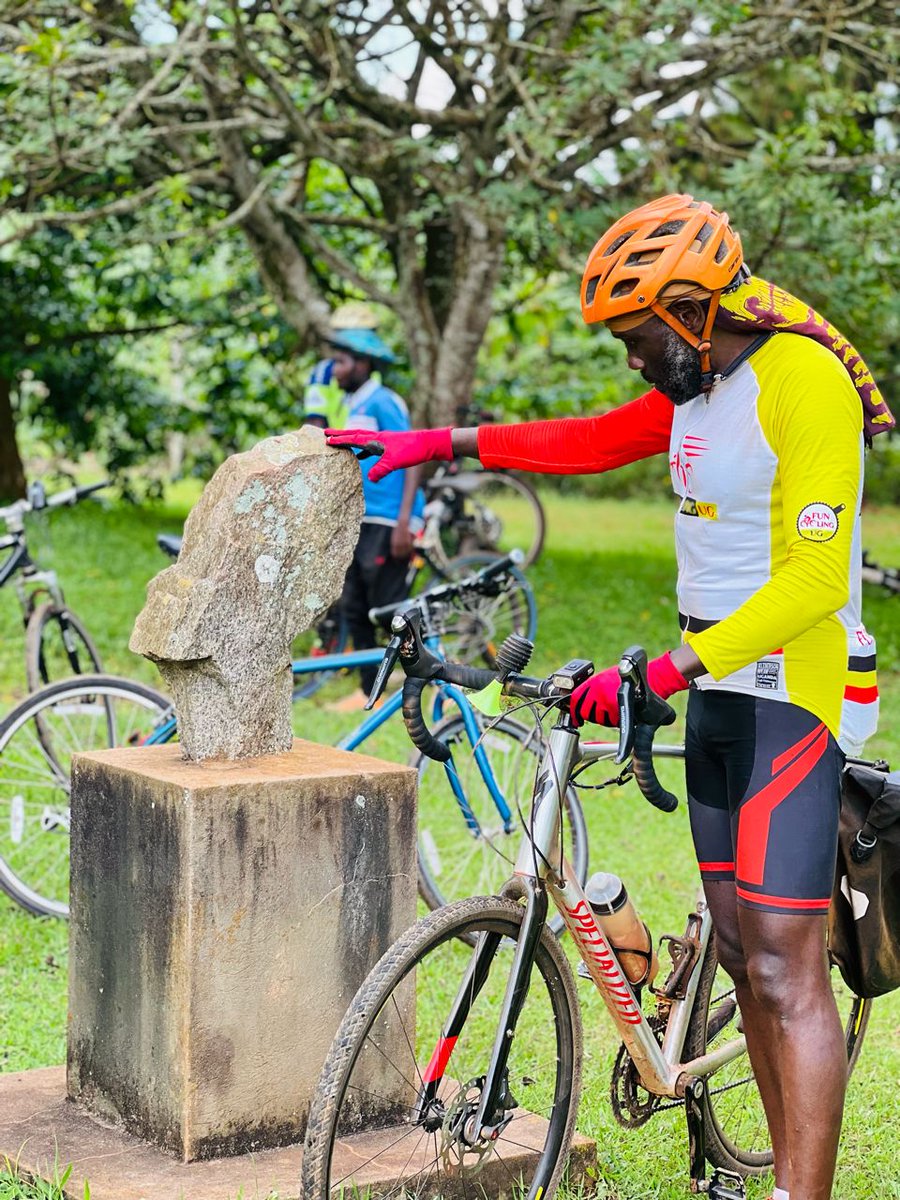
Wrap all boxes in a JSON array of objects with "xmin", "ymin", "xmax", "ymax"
[{"xmin": 651, "ymin": 293, "xmax": 722, "ymax": 394}]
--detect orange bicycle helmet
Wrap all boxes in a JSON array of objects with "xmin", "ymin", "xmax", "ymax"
[{"xmin": 581, "ymin": 194, "xmax": 744, "ymax": 390}]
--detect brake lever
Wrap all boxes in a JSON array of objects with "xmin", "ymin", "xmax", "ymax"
[
  {"xmin": 364, "ymin": 633, "xmax": 402, "ymax": 710},
  {"xmin": 614, "ymin": 646, "xmax": 650, "ymax": 763}
]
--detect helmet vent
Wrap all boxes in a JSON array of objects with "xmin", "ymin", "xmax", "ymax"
[
  {"xmin": 649, "ymin": 219, "xmax": 686, "ymax": 240},
  {"xmin": 625, "ymin": 249, "xmax": 662, "ymax": 267},
  {"xmin": 604, "ymin": 232, "xmax": 635, "ymax": 256},
  {"xmin": 611, "ymin": 278, "xmax": 640, "ymax": 299},
  {"xmin": 584, "ymin": 275, "xmax": 601, "ymax": 305}
]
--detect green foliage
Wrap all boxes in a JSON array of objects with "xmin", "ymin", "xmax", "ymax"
[{"xmin": 0, "ymin": 1158, "xmax": 85, "ymax": 1200}]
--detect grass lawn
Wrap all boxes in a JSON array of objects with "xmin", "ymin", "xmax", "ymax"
[{"xmin": 0, "ymin": 488, "xmax": 898, "ymax": 1199}]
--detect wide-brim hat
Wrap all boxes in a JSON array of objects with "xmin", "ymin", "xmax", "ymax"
[{"xmin": 327, "ymin": 327, "xmax": 397, "ymax": 365}]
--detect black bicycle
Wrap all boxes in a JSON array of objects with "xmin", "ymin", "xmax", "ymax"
[
  {"xmin": 0, "ymin": 480, "xmax": 107, "ymax": 692},
  {"xmin": 861, "ymin": 550, "xmax": 900, "ymax": 595}
]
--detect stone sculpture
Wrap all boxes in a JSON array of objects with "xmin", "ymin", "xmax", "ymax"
[{"xmin": 130, "ymin": 427, "xmax": 362, "ymax": 760}]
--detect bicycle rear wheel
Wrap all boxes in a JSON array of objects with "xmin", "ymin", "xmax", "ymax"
[
  {"xmin": 427, "ymin": 553, "xmax": 537, "ymax": 668},
  {"xmin": 440, "ymin": 472, "xmax": 545, "ymax": 568},
  {"xmin": 414, "ymin": 714, "xmax": 588, "ymax": 939},
  {"xmin": 302, "ymin": 896, "xmax": 582, "ymax": 1200},
  {"xmin": 685, "ymin": 942, "xmax": 871, "ymax": 1174},
  {"xmin": 0, "ymin": 675, "xmax": 171, "ymax": 918},
  {"xmin": 25, "ymin": 601, "xmax": 102, "ymax": 691}
]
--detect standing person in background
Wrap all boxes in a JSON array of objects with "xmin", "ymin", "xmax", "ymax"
[
  {"xmin": 301, "ymin": 358, "xmax": 345, "ymax": 430},
  {"xmin": 324, "ymin": 326, "xmax": 423, "ymax": 712}
]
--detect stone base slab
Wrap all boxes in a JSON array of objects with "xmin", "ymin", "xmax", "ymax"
[{"xmin": 0, "ymin": 1067, "xmax": 597, "ymax": 1199}]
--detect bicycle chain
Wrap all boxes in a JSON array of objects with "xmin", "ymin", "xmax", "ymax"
[{"xmin": 610, "ymin": 990, "xmax": 751, "ymax": 1124}]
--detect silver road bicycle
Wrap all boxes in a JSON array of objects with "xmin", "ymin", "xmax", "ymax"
[{"xmin": 302, "ymin": 621, "xmax": 870, "ymax": 1200}]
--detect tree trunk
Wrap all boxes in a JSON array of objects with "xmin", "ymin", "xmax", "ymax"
[
  {"xmin": 425, "ymin": 207, "xmax": 505, "ymax": 427},
  {"xmin": 0, "ymin": 378, "xmax": 27, "ymax": 501}
]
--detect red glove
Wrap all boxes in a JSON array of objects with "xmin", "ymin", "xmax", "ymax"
[
  {"xmin": 570, "ymin": 652, "xmax": 689, "ymax": 728},
  {"xmin": 324, "ymin": 427, "xmax": 454, "ymax": 483}
]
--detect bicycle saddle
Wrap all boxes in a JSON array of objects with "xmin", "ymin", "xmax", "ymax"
[{"xmin": 156, "ymin": 533, "xmax": 183, "ymax": 559}]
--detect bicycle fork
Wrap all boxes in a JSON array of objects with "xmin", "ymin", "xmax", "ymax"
[{"xmin": 413, "ymin": 882, "xmax": 550, "ymax": 1145}]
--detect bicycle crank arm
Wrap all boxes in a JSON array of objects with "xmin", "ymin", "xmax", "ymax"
[{"xmin": 684, "ymin": 1076, "xmax": 745, "ymax": 1198}]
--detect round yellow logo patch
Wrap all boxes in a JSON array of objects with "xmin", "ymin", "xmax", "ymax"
[{"xmin": 797, "ymin": 502, "xmax": 840, "ymax": 542}]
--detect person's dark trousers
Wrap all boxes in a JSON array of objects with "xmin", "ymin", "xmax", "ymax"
[{"xmin": 341, "ymin": 522, "xmax": 410, "ymax": 694}]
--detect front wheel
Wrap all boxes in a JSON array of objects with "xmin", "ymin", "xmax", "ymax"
[
  {"xmin": 25, "ymin": 600, "xmax": 102, "ymax": 692},
  {"xmin": 0, "ymin": 675, "xmax": 172, "ymax": 918},
  {"xmin": 302, "ymin": 896, "xmax": 583, "ymax": 1200},
  {"xmin": 414, "ymin": 714, "xmax": 588, "ymax": 938},
  {"xmin": 684, "ymin": 942, "xmax": 871, "ymax": 1175},
  {"xmin": 429, "ymin": 553, "xmax": 538, "ymax": 669}
]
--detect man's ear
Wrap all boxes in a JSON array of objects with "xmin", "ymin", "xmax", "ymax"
[{"xmin": 669, "ymin": 298, "xmax": 707, "ymax": 335}]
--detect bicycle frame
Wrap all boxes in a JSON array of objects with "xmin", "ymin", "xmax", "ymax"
[
  {"xmin": 0, "ymin": 534, "xmax": 65, "ymax": 614},
  {"xmin": 440, "ymin": 720, "xmax": 746, "ymax": 1145}
]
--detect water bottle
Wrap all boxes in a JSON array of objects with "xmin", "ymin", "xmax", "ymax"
[{"xmin": 585, "ymin": 871, "xmax": 658, "ymax": 987}]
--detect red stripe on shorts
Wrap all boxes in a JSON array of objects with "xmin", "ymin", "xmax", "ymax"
[
  {"xmin": 736, "ymin": 886, "xmax": 830, "ymax": 911},
  {"xmin": 737, "ymin": 724, "xmax": 829, "ymax": 886}
]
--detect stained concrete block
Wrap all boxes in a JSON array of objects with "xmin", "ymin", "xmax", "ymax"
[{"xmin": 67, "ymin": 740, "xmax": 416, "ymax": 1162}]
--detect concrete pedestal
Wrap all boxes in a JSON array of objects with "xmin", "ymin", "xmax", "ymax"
[{"xmin": 67, "ymin": 740, "xmax": 417, "ymax": 1162}]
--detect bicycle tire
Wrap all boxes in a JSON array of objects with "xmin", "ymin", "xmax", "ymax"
[
  {"xmin": 0, "ymin": 674, "xmax": 171, "ymax": 918},
  {"xmin": 427, "ymin": 552, "xmax": 538, "ymax": 667},
  {"xmin": 442, "ymin": 471, "xmax": 546, "ymax": 568},
  {"xmin": 414, "ymin": 714, "xmax": 588, "ymax": 940},
  {"xmin": 684, "ymin": 939, "xmax": 871, "ymax": 1175},
  {"xmin": 302, "ymin": 895, "xmax": 583, "ymax": 1200},
  {"xmin": 25, "ymin": 600, "xmax": 103, "ymax": 692}
]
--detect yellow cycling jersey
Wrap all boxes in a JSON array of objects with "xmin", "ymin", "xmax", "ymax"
[{"xmin": 676, "ymin": 333, "xmax": 877, "ymax": 752}]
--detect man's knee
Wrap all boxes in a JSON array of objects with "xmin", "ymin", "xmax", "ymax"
[{"xmin": 743, "ymin": 942, "xmax": 829, "ymax": 1019}]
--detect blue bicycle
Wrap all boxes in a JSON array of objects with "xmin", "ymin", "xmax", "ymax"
[{"xmin": 0, "ymin": 557, "xmax": 586, "ymax": 923}]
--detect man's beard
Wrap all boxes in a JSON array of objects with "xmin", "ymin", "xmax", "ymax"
[{"xmin": 656, "ymin": 325, "xmax": 703, "ymax": 406}]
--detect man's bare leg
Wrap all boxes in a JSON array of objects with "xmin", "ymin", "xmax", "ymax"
[
  {"xmin": 704, "ymin": 880, "xmax": 790, "ymax": 1191},
  {"xmin": 704, "ymin": 882, "xmax": 847, "ymax": 1200}
]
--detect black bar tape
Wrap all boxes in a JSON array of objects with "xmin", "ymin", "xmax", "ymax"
[
  {"xmin": 402, "ymin": 677, "xmax": 451, "ymax": 762},
  {"xmin": 632, "ymin": 723, "xmax": 679, "ymax": 813}
]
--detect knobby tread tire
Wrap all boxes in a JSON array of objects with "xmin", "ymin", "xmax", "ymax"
[{"xmin": 302, "ymin": 895, "xmax": 583, "ymax": 1200}]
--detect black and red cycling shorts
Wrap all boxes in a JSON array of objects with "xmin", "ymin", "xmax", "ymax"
[{"xmin": 686, "ymin": 689, "xmax": 842, "ymax": 915}]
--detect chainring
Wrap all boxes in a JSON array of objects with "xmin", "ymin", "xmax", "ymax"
[{"xmin": 610, "ymin": 1016, "xmax": 667, "ymax": 1128}]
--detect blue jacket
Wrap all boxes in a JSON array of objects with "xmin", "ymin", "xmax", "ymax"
[{"xmin": 346, "ymin": 378, "xmax": 424, "ymax": 525}]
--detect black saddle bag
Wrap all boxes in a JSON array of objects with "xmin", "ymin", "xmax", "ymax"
[{"xmin": 828, "ymin": 762, "xmax": 900, "ymax": 999}]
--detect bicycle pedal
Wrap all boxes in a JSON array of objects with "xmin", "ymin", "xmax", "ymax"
[{"xmin": 706, "ymin": 1168, "xmax": 745, "ymax": 1200}]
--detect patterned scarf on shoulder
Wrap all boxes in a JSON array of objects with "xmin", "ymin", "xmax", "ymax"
[{"xmin": 717, "ymin": 275, "xmax": 894, "ymax": 442}]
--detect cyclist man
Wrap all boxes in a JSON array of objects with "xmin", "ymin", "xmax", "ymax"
[
  {"xmin": 325, "ymin": 327, "xmax": 423, "ymax": 711},
  {"xmin": 327, "ymin": 194, "xmax": 892, "ymax": 1200}
]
